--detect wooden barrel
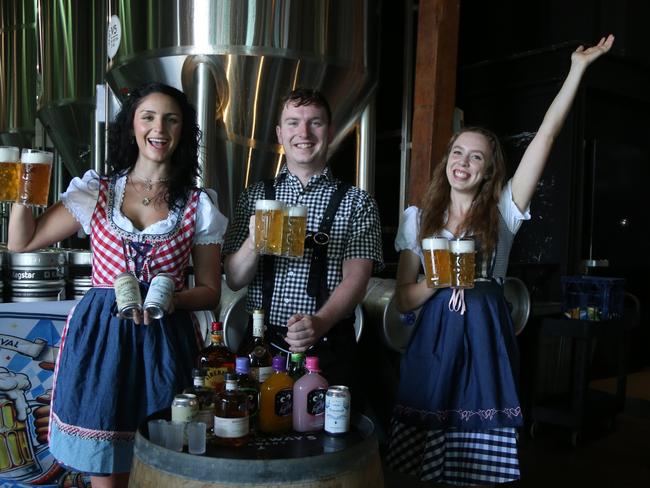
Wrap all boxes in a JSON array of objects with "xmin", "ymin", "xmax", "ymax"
[{"xmin": 129, "ymin": 415, "xmax": 384, "ymax": 487}]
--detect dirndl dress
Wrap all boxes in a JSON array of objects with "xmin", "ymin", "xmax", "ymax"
[
  {"xmin": 48, "ymin": 177, "xmax": 203, "ymax": 474},
  {"xmin": 386, "ymin": 280, "xmax": 523, "ymax": 486}
]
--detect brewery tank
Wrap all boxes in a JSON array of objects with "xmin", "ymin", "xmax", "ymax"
[
  {"xmin": 36, "ymin": 0, "xmax": 106, "ymax": 177},
  {"xmin": 0, "ymin": 0, "xmax": 37, "ymax": 148},
  {"xmin": 105, "ymin": 0, "xmax": 379, "ymax": 218}
]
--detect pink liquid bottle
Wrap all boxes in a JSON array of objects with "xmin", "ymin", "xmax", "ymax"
[{"xmin": 292, "ymin": 356, "xmax": 329, "ymax": 432}]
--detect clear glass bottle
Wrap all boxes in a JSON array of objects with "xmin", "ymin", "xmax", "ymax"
[
  {"xmin": 287, "ymin": 352, "xmax": 307, "ymax": 381},
  {"xmin": 292, "ymin": 356, "xmax": 328, "ymax": 432},
  {"xmin": 183, "ymin": 367, "xmax": 216, "ymax": 427},
  {"xmin": 235, "ymin": 356, "xmax": 260, "ymax": 433},
  {"xmin": 259, "ymin": 355, "xmax": 294, "ymax": 434},
  {"xmin": 247, "ymin": 310, "xmax": 273, "ymax": 384},
  {"xmin": 213, "ymin": 373, "xmax": 250, "ymax": 447},
  {"xmin": 197, "ymin": 321, "xmax": 235, "ymax": 391}
]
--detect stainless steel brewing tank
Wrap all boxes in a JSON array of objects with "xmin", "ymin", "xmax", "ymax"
[
  {"xmin": 36, "ymin": 0, "xmax": 106, "ymax": 177},
  {"xmin": 0, "ymin": 0, "xmax": 37, "ymax": 148},
  {"xmin": 105, "ymin": 0, "xmax": 379, "ymax": 218}
]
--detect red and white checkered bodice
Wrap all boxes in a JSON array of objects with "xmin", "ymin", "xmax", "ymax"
[{"xmin": 90, "ymin": 176, "xmax": 199, "ymax": 290}]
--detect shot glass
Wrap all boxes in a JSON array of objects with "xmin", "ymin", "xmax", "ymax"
[
  {"xmin": 164, "ymin": 421, "xmax": 185, "ymax": 452},
  {"xmin": 17, "ymin": 149, "xmax": 54, "ymax": 207},
  {"xmin": 187, "ymin": 421, "xmax": 207, "ymax": 455},
  {"xmin": 147, "ymin": 419, "xmax": 167, "ymax": 447}
]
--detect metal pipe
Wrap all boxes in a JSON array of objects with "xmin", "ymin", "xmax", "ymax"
[
  {"xmin": 357, "ymin": 97, "xmax": 376, "ymax": 194},
  {"xmin": 399, "ymin": 0, "xmax": 416, "ymax": 212}
]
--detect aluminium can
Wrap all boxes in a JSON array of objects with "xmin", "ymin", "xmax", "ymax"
[
  {"xmin": 144, "ymin": 273, "xmax": 175, "ymax": 319},
  {"xmin": 171, "ymin": 393, "xmax": 199, "ymax": 423},
  {"xmin": 114, "ymin": 272, "xmax": 142, "ymax": 319},
  {"xmin": 324, "ymin": 385, "xmax": 351, "ymax": 435}
]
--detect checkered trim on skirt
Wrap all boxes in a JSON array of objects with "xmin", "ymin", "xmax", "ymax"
[{"xmin": 386, "ymin": 419, "xmax": 520, "ymax": 485}]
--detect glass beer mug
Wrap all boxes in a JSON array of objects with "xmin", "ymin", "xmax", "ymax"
[
  {"xmin": 17, "ymin": 149, "xmax": 54, "ymax": 207},
  {"xmin": 282, "ymin": 205, "xmax": 308, "ymax": 258},
  {"xmin": 254, "ymin": 200, "xmax": 285, "ymax": 255},
  {"xmin": 0, "ymin": 146, "xmax": 20, "ymax": 203},
  {"xmin": 449, "ymin": 237, "xmax": 475, "ymax": 289},
  {"xmin": 422, "ymin": 236, "xmax": 451, "ymax": 288}
]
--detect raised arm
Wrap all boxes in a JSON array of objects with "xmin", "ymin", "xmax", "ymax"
[
  {"xmin": 511, "ymin": 34, "xmax": 614, "ymax": 212},
  {"xmin": 7, "ymin": 202, "xmax": 82, "ymax": 252}
]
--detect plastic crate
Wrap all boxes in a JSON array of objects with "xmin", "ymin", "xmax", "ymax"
[{"xmin": 560, "ymin": 276, "xmax": 625, "ymax": 321}]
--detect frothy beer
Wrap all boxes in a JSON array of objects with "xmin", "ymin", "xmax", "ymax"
[
  {"xmin": 422, "ymin": 236, "xmax": 451, "ymax": 288},
  {"xmin": 449, "ymin": 238, "xmax": 475, "ymax": 289},
  {"xmin": 18, "ymin": 149, "xmax": 53, "ymax": 207},
  {"xmin": 0, "ymin": 147, "xmax": 20, "ymax": 203},
  {"xmin": 255, "ymin": 200, "xmax": 285, "ymax": 256},
  {"xmin": 282, "ymin": 205, "xmax": 308, "ymax": 258}
]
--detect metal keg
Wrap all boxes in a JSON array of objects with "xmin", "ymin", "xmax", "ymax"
[
  {"xmin": 7, "ymin": 249, "xmax": 67, "ymax": 302},
  {"xmin": 0, "ymin": 244, "xmax": 6, "ymax": 303},
  {"xmin": 66, "ymin": 249, "xmax": 92, "ymax": 299}
]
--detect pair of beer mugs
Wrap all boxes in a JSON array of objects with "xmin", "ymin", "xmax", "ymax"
[
  {"xmin": 422, "ymin": 236, "xmax": 475, "ymax": 289},
  {"xmin": 0, "ymin": 146, "xmax": 53, "ymax": 207},
  {"xmin": 254, "ymin": 200, "xmax": 308, "ymax": 258}
]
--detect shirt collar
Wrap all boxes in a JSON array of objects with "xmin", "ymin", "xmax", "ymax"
[{"xmin": 276, "ymin": 164, "xmax": 337, "ymax": 187}]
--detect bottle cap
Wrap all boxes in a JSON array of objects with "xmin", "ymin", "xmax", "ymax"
[
  {"xmin": 211, "ymin": 321, "xmax": 223, "ymax": 331},
  {"xmin": 236, "ymin": 356, "xmax": 251, "ymax": 373},
  {"xmin": 290, "ymin": 352, "xmax": 305, "ymax": 362},
  {"xmin": 272, "ymin": 355, "xmax": 286, "ymax": 372},
  {"xmin": 305, "ymin": 356, "xmax": 320, "ymax": 372},
  {"xmin": 224, "ymin": 372, "xmax": 237, "ymax": 382},
  {"xmin": 192, "ymin": 367, "xmax": 207, "ymax": 377}
]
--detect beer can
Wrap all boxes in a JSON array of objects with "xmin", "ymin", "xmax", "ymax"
[
  {"xmin": 144, "ymin": 273, "xmax": 175, "ymax": 319},
  {"xmin": 171, "ymin": 393, "xmax": 199, "ymax": 423},
  {"xmin": 324, "ymin": 385, "xmax": 351, "ymax": 436},
  {"xmin": 114, "ymin": 272, "xmax": 142, "ymax": 319}
]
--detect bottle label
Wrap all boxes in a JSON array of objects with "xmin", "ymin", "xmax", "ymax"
[
  {"xmin": 256, "ymin": 366, "xmax": 273, "ymax": 384},
  {"xmin": 240, "ymin": 387, "xmax": 259, "ymax": 416},
  {"xmin": 205, "ymin": 367, "xmax": 229, "ymax": 390},
  {"xmin": 253, "ymin": 320, "xmax": 264, "ymax": 338},
  {"xmin": 307, "ymin": 388, "xmax": 327, "ymax": 416},
  {"xmin": 214, "ymin": 415, "xmax": 249, "ymax": 438},
  {"xmin": 275, "ymin": 388, "xmax": 293, "ymax": 417}
]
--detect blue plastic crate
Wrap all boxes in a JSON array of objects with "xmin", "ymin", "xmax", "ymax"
[{"xmin": 560, "ymin": 276, "xmax": 625, "ymax": 321}]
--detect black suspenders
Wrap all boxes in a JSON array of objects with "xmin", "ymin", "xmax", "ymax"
[{"xmin": 261, "ymin": 179, "xmax": 351, "ymax": 330}]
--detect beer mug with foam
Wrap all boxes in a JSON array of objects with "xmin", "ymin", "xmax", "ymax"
[
  {"xmin": 0, "ymin": 146, "xmax": 20, "ymax": 202},
  {"xmin": 282, "ymin": 205, "xmax": 308, "ymax": 258},
  {"xmin": 422, "ymin": 236, "xmax": 451, "ymax": 288},
  {"xmin": 17, "ymin": 149, "xmax": 54, "ymax": 207},
  {"xmin": 449, "ymin": 237, "xmax": 475, "ymax": 289},
  {"xmin": 254, "ymin": 200, "xmax": 285, "ymax": 255}
]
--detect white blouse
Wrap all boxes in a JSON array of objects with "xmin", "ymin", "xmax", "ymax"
[
  {"xmin": 395, "ymin": 179, "xmax": 531, "ymax": 268},
  {"xmin": 60, "ymin": 170, "xmax": 228, "ymax": 246}
]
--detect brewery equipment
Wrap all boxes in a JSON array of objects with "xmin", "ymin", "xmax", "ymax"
[{"xmin": 104, "ymin": 0, "xmax": 379, "ymax": 217}]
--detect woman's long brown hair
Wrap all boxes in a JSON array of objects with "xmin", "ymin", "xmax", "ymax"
[{"xmin": 419, "ymin": 127, "xmax": 507, "ymax": 256}]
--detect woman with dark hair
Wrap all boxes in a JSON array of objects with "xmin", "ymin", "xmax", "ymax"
[
  {"xmin": 8, "ymin": 82, "xmax": 227, "ymax": 487},
  {"xmin": 385, "ymin": 36, "xmax": 613, "ymax": 486}
]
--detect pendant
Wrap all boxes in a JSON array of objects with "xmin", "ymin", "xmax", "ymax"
[{"xmin": 142, "ymin": 197, "xmax": 151, "ymax": 206}]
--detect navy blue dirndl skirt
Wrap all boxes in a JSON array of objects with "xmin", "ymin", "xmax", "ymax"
[
  {"xmin": 393, "ymin": 280, "xmax": 523, "ymax": 430},
  {"xmin": 48, "ymin": 287, "xmax": 200, "ymax": 474}
]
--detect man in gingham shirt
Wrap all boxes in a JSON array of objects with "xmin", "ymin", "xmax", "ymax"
[{"xmin": 223, "ymin": 88, "xmax": 383, "ymax": 398}]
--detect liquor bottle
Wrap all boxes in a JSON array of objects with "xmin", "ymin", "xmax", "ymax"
[
  {"xmin": 235, "ymin": 356, "xmax": 260, "ymax": 433},
  {"xmin": 213, "ymin": 373, "xmax": 250, "ymax": 447},
  {"xmin": 197, "ymin": 321, "xmax": 235, "ymax": 391},
  {"xmin": 287, "ymin": 352, "xmax": 307, "ymax": 381},
  {"xmin": 247, "ymin": 310, "xmax": 273, "ymax": 384},
  {"xmin": 259, "ymin": 355, "xmax": 294, "ymax": 434},
  {"xmin": 292, "ymin": 356, "xmax": 329, "ymax": 432},
  {"xmin": 183, "ymin": 367, "xmax": 216, "ymax": 427}
]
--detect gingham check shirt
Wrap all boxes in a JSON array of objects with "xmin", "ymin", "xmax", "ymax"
[{"xmin": 223, "ymin": 165, "xmax": 383, "ymax": 328}]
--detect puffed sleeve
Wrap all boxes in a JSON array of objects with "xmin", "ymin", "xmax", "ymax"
[
  {"xmin": 394, "ymin": 205, "xmax": 422, "ymax": 257},
  {"xmin": 59, "ymin": 169, "xmax": 101, "ymax": 235},
  {"xmin": 194, "ymin": 188, "xmax": 229, "ymax": 246},
  {"xmin": 498, "ymin": 179, "xmax": 531, "ymax": 234}
]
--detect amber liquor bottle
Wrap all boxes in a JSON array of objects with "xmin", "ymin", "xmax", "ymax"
[
  {"xmin": 213, "ymin": 373, "xmax": 250, "ymax": 447},
  {"xmin": 247, "ymin": 310, "xmax": 273, "ymax": 384},
  {"xmin": 183, "ymin": 367, "xmax": 216, "ymax": 427},
  {"xmin": 198, "ymin": 321, "xmax": 235, "ymax": 391}
]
